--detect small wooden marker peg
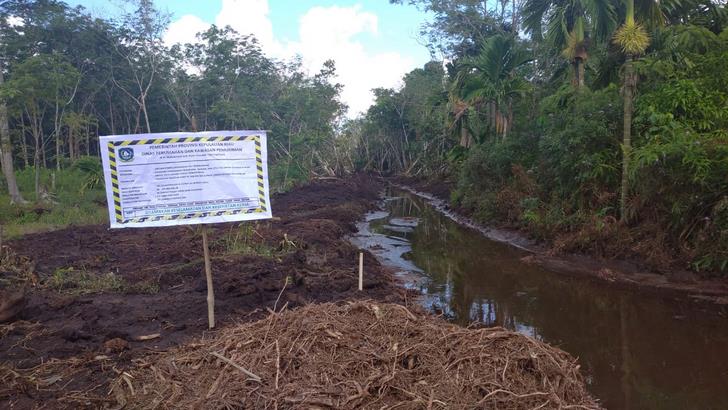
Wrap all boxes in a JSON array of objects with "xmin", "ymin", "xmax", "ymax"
[{"xmin": 358, "ymin": 252, "xmax": 364, "ymax": 291}]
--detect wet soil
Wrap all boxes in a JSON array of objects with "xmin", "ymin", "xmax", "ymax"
[
  {"xmin": 393, "ymin": 177, "xmax": 728, "ymax": 306},
  {"xmin": 0, "ymin": 175, "xmax": 407, "ymax": 408}
]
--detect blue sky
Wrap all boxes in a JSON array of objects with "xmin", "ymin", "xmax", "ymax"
[{"xmin": 66, "ymin": 0, "xmax": 433, "ymax": 116}]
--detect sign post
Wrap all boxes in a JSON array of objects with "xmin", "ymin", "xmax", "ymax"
[
  {"xmin": 99, "ymin": 131, "xmax": 272, "ymax": 328},
  {"xmin": 201, "ymin": 227, "xmax": 214, "ymax": 328}
]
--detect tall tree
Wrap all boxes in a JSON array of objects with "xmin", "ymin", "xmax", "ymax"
[
  {"xmin": 522, "ymin": 0, "xmax": 617, "ymax": 88},
  {"xmin": 0, "ymin": 9, "xmax": 26, "ymax": 204},
  {"xmin": 112, "ymin": 0, "xmax": 169, "ymax": 133},
  {"xmin": 613, "ymin": 0, "xmax": 650, "ymax": 221},
  {"xmin": 452, "ymin": 34, "xmax": 532, "ymax": 140},
  {"xmin": 390, "ymin": 0, "xmax": 506, "ymax": 58},
  {"xmin": 4, "ymin": 54, "xmax": 79, "ymax": 197},
  {"xmin": 0, "ymin": 59, "xmax": 25, "ymax": 204}
]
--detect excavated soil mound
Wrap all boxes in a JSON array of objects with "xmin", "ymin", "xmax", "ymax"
[
  {"xmin": 1, "ymin": 175, "xmax": 409, "ymax": 407},
  {"xmin": 125, "ymin": 302, "xmax": 600, "ymax": 409}
]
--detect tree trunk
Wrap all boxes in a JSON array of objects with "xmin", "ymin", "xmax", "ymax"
[
  {"xmin": 0, "ymin": 67, "xmax": 26, "ymax": 204},
  {"xmin": 505, "ymin": 99, "xmax": 513, "ymax": 139},
  {"xmin": 41, "ymin": 136, "xmax": 47, "ymax": 168},
  {"xmin": 576, "ymin": 58, "xmax": 585, "ymax": 88},
  {"xmin": 34, "ymin": 131, "xmax": 40, "ymax": 199},
  {"xmin": 75, "ymin": 126, "xmax": 81, "ymax": 160},
  {"xmin": 68, "ymin": 126, "xmax": 75, "ymax": 161},
  {"xmin": 620, "ymin": 55, "xmax": 635, "ymax": 222},
  {"xmin": 108, "ymin": 92, "xmax": 116, "ymax": 135},
  {"xmin": 20, "ymin": 132, "xmax": 29, "ymax": 168},
  {"xmin": 86, "ymin": 123, "xmax": 91, "ymax": 156},
  {"xmin": 459, "ymin": 124, "xmax": 472, "ymax": 148},
  {"xmin": 141, "ymin": 96, "xmax": 151, "ymax": 133},
  {"xmin": 572, "ymin": 58, "xmax": 586, "ymax": 89},
  {"xmin": 54, "ymin": 101, "xmax": 61, "ymax": 170},
  {"xmin": 55, "ymin": 132, "xmax": 61, "ymax": 169}
]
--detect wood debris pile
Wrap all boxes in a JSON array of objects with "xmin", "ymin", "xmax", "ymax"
[{"xmin": 125, "ymin": 301, "xmax": 601, "ymax": 409}]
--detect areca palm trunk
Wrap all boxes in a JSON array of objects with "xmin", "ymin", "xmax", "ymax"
[
  {"xmin": 617, "ymin": 0, "xmax": 647, "ymax": 222},
  {"xmin": 572, "ymin": 17, "xmax": 587, "ymax": 89},
  {"xmin": 620, "ymin": 54, "xmax": 634, "ymax": 222},
  {"xmin": 575, "ymin": 57, "xmax": 585, "ymax": 88}
]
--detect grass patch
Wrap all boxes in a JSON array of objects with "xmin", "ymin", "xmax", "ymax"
[
  {"xmin": 217, "ymin": 223, "xmax": 297, "ymax": 257},
  {"xmin": 49, "ymin": 268, "xmax": 125, "ymax": 294},
  {"xmin": 0, "ymin": 247, "xmax": 36, "ymax": 287},
  {"xmin": 47, "ymin": 267, "xmax": 159, "ymax": 295},
  {"xmin": 128, "ymin": 279, "xmax": 161, "ymax": 294},
  {"xmin": 0, "ymin": 164, "xmax": 108, "ymax": 238}
]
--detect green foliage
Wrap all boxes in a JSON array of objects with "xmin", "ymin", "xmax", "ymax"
[
  {"xmin": 1, "ymin": 53, "xmax": 81, "ymax": 137},
  {"xmin": 538, "ymin": 85, "xmax": 622, "ymax": 207},
  {"xmin": 71, "ymin": 156, "xmax": 103, "ymax": 193},
  {"xmin": 354, "ymin": 61, "xmax": 449, "ymax": 175},
  {"xmin": 2, "ymin": 0, "xmax": 727, "ymax": 275},
  {"xmin": 0, "ymin": 167, "xmax": 107, "ymax": 237},
  {"xmin": 451, "ymin": 34, "xmax": 532, "ymax": 140},
  {"xmin": 454, "ymin": 134, "xmax": 540, "ymax": 224},
  {"xmin": 216, "ymin": 223, "xmax": 297, "ymax": 258},
  {"xmin": 379, "ymin": 1, "xmax": 728, "ymax": 276},
  {"xmin": 0, "ymin": 1, "xmax": 346, "ymax": 203},
  {"xmin": 390, "ymin": 0, "xmax": 507, "ymax": 57},
  {"xmin": 269, "ymin": 161, "xmax": 308, "ymax": 193},
  {"xmin": 628, "ymin": 33, "xmax": 728, "ymax": 271}
]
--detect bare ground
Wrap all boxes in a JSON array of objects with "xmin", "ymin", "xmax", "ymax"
[{"xmin": 0, "ymin": 175, "xmax": 407, "ymax": 408}]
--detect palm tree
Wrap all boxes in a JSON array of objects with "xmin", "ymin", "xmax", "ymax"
[
  {"xmin": 523, "ymin": 0, "xmax": 617, "ymax": 88},
  {"xmin": 614, "ymin": 0, "xmax": 650, "ymax": 221},
  {"xmin": 451, "ymin": 34, "xmax": 532, "ymax": 141}
]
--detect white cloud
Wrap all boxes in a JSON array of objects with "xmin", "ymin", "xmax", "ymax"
[
  {"xmin": 164, "ymin": 0, "xmax": 274, "ymax": 47},
  {"xmin": 164, "ymin": 14, "xmax": 210, "ymax": 46},
  {"xmin": 292, "ymin": 5, "xmax": 414, "ymax": 115},
  {"xmin": 215, "ymin": 0, "xmax": 282, "ymax": 55},
  {"xmin": 164, "ymin": 1, "xmax": 417, "ymax": 117}
]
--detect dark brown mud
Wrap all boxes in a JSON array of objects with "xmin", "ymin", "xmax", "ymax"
[{"xmin": 0, "ymin": 175, "xmax": 407, "ymax": 408}]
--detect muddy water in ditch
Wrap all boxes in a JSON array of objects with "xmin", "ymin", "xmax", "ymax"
[{"xmin": 351, "ymin": 190, "xmax": 728, "ymax": 410}]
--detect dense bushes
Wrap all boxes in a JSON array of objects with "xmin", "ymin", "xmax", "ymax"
[
  {"xmin": 452, "ymin": 30, "xmax": 728, "ymax": 273},
  {"xmin": 0, "ymin": 162, "xmax": 108, "ymax": 237},
  {"xmin": 537, "ymin": 86, "xmax": 622, "ymax": 209},
  {"xmin": 629, "ymin": 31, "xmax": 728, "ymax": 271}
]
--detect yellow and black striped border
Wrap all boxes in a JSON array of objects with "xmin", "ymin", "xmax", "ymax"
[{"xmin": 107, "ymin": 134, "xmax": 267, "ymax": 224}]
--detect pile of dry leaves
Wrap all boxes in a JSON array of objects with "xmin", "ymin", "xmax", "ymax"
[{"xmin": 123, "ymin": 301, "xmax": 600, "ymax": 409}]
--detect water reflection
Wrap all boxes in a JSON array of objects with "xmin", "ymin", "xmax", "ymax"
[{"xmin": 356, "ymin": 192, "xmax": 728, "ymax": 410}]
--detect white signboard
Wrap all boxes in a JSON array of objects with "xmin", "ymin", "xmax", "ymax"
[{"xmin": 99, "ymin": 131, "xmax": 272, "ymax": 228}]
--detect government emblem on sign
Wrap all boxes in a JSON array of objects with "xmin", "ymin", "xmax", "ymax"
[{"xmin": 118, "ymin": 147, "xmax": 134, "ymax": 162}]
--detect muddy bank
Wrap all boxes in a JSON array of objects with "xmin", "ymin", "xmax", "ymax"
[
  {"xmin": 392, "ymin": 178, "xmax": 728, "ymax": 306},
  {"xmin": 0, "ymin": 175, "xmax": 407, "ymax": 408}
]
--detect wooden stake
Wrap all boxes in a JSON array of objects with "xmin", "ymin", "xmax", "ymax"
[
  {"xmin": 202, "ymin": 227, "xmax": 215, "ymax": 329},
  {"xmin": 358, "ymin": 252, "xmax": 364, "ymax": 291}
]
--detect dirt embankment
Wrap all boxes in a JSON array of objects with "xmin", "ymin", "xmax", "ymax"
[
  {"xmin": 0, "ymin": 175, "xmax": 407, "ymax": 407},
  {"xmin": 393, "ymin": 176, "xmax": 728, "ymax": 306}
]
